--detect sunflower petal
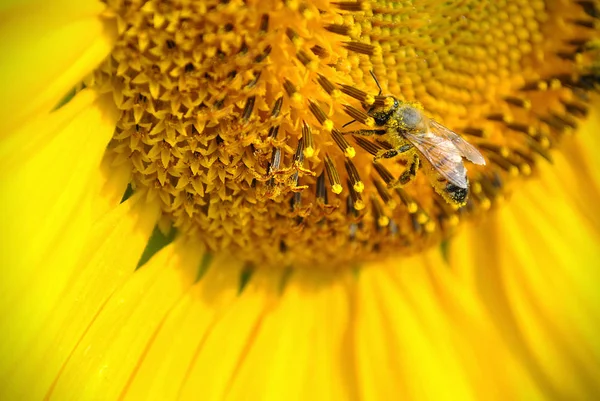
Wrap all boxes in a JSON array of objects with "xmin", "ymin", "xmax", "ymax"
[
  {"xmin": 176, "ymin": 267, "xmax": 281, "ymax": 401},
  {"xmin": 539, "ymin": 107, "xmax": 600, "ymax": 235},
  {"xmin": 0, "ymin": 193, "xmax": 160, "ymax": 400},
  {"xmin": 94, "ymin": 156, "xmax": 132, "ymax": 219},
  {"xmin": 448, "ymin": 115, "xmax": 600, "ymax": 399},
  {"xmin": 0, "ymin": 89, "xmax": 119, "ymax": 286},
  {"xmin": 353, "ymin": 251, "xmax": 545, "ymax": 401},
  {"xmin": 45, "ymin": 236, "xmax": 203, "ymax": 400},
  {"xmin": 221, "ymin": 269, "xmax": 355, "ymax": 401},
  {"xmin": 120, "ymin": 254, "xmax": 247, "ymax": 400},
  {"xmin": 0, "ymin": 0, "xmax": 117, "ymax": 134},
  {"xmin": 353, "ymin": 255, "xmax": 472, "ymax": 400},
  {"xmin": 0, "ymin": 89, "xmax": 125, "ymax": 398}
]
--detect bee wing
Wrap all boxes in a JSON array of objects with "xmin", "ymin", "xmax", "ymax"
[
  {"xmin": 405, "ymin": 131, "xmax": 469, "ymax": 188},
  {"xmin": 429, "ymin": 120, "xmax": 486, "ymax": 165}
]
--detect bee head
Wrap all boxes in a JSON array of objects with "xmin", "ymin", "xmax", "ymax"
[{"xmin": 368, "ymin": 97, "xmax": 399, "ymax": 126}]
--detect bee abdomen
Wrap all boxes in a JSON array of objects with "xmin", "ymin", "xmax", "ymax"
[{"xmin": 445, "ymin": 182, "xmax": 468, "ymax": 205}]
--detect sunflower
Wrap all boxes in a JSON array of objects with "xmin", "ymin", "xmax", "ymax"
[{"xmin": 1, "ymin": 0, "xmax": 599, "ymax": 399}]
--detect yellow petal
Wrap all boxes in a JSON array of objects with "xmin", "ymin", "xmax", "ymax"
[
  {"xmin": 539, "ymin": 107, "xmax": 600, "ymax": 235},
  {"xmin": 116, "ymin": 264, "xmax": 354, "ymax": 401},
  {"xmin": 0, "ymin": 193, "xmax": 160, "ymax": 400},
  {"xmin": 0, "ymin": 0, "xmax": 117, "ymax": 135},
  {"xmin": 94, "ymin": 156, "xmax": 132, "ymax": 219},
  {"xmin": 417, "ymin": 253, "xmax": 545, "ymax": 401},
  {"xmin": 46, "ymin": 236, "xmax": 203, "ymax": 400},
  {"xmin": 448, "ymin": 110, "xmax": 600, "ymax": 399},
  {"xmin": 120, "ymin": 254, "xmax": 247, "ymax": 400},
  {"xmin": 222, "ymin": 269, "xmax": 354, "ymax": 401},
  {"xmin": 176, "ymin": 267, "xmax": 281, "ymax": 401},
  {"xmin": 352, "ymin": 251, "xmax": 538, "ymax": 401},
  {"xmin": 0, "ymin": 89, "xmax": 119, "ymax": 286},
  {"xmin": 0, "ymin": 0, "xmax": 99, "ymax": 13}
]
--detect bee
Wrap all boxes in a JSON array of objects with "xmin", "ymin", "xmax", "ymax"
[{"xmin": 346, "ymin": 71, "xmax": 486, "ymax": 207}]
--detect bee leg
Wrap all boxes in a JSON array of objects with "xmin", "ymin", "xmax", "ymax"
[
  {"xmin": 388, "ymin": 154, "xmax": 420, "ymax": 189},
  {"xmin": 374, "ymin": 149, "xmax": 399, "ymax": 161},
  {"xmin": 346, "ymin": 129, "xmax": 387, "ymax": 136},
  {"xmin": 373, "ymin": 143, "xmax": 413, "ymax": 162}
]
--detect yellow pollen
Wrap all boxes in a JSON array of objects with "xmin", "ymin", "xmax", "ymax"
[
  {"xmin": 344, "ymin": 146, "xmax": 356, "ymax": 158},
  {"xmin": 91, "ymin": 0, "xmax": 600, "ymax": 268},
  {"xmin": 424, "ymin": 221, "xmax": 437, "ymax": 233},
  {"xmin": 364, "ymin": 94, "xmax": 375, "ymax": 106},
  {"xmin": 291, "ymin": 93, "xmax": 304, "ymax": 105}
]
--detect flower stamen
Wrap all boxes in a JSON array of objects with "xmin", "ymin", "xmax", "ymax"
[{"xmin": 88, "ymin": 0, "xmax": 599, "ymax": 268}]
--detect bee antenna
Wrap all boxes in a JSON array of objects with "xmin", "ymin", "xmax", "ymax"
[
  {"xmin": 342, "ymin": 119, "xmax": 356, "ymax": 128},
  {"xmin": 369, "ymin": 70, "xmax": 382, "ymax": 96}
]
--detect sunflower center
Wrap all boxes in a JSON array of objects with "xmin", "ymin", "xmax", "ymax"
[{"xmin": 93, "ymin": 0, "xmax": 599, "ymax": 268}]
